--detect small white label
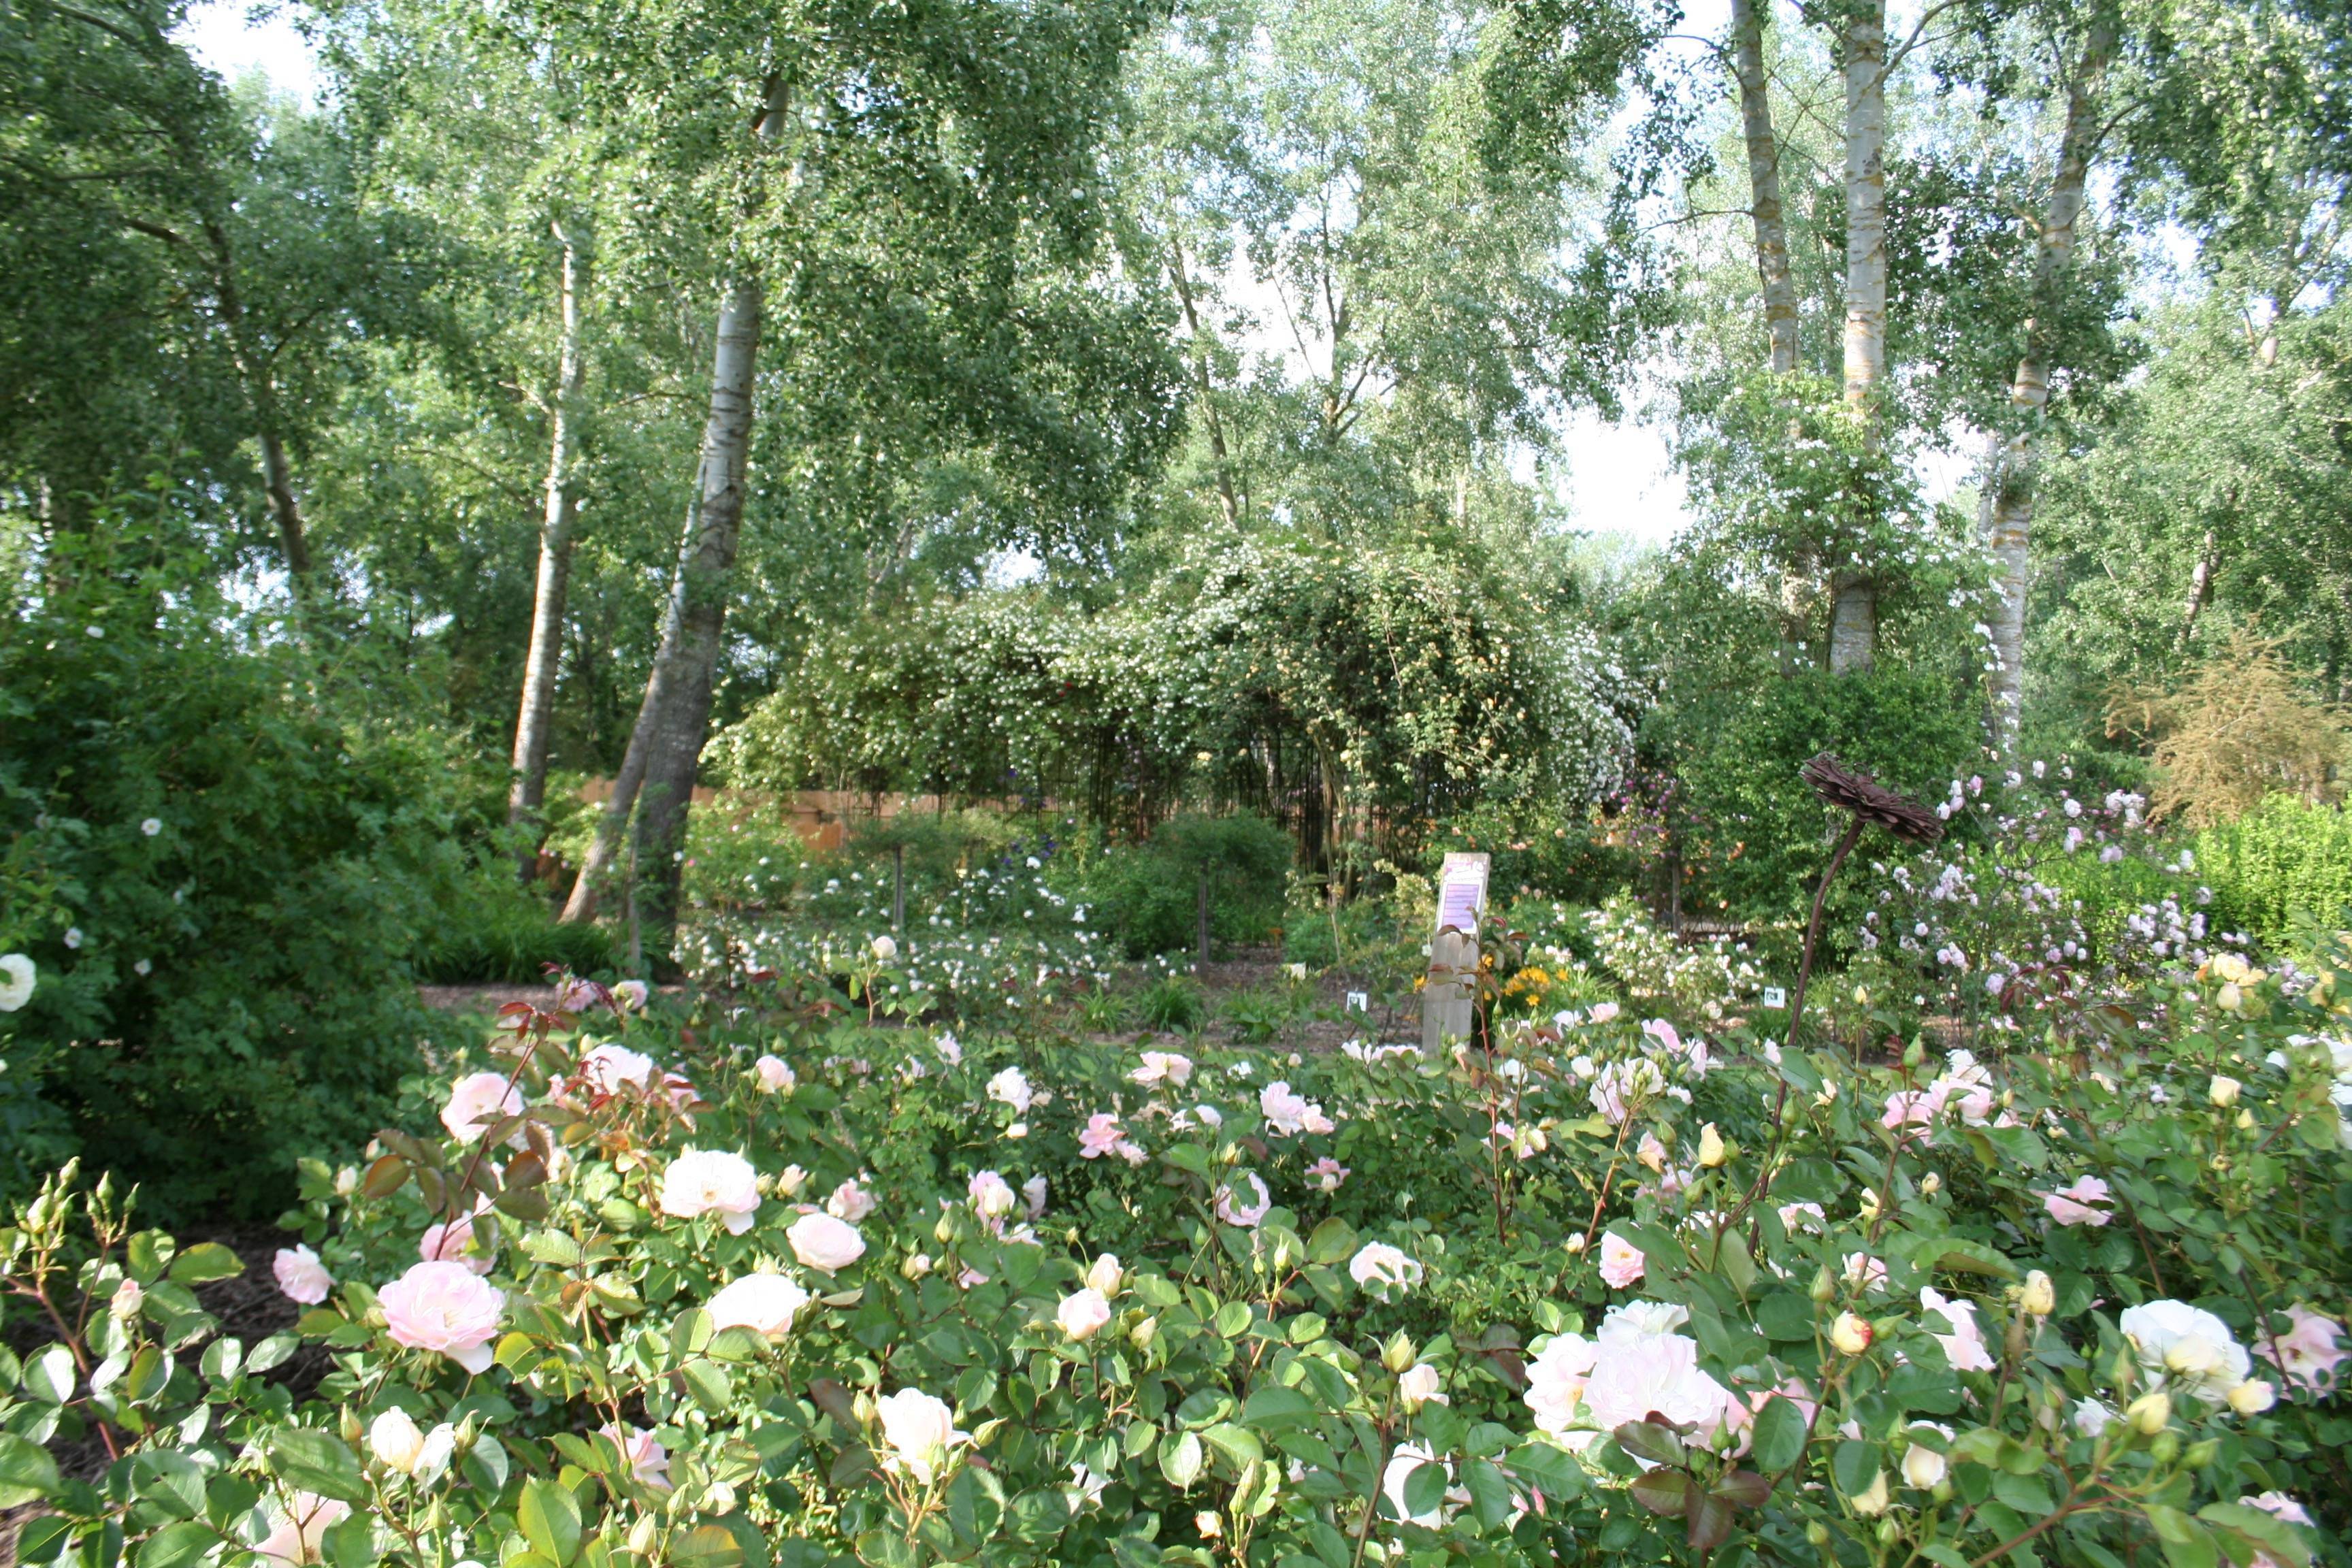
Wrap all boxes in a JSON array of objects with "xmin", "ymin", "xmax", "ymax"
[
  {"xmin": 1344, "ymin": 991, "xmax": 1369, "ymax": 1013},
  {"xmin": 1761, "ymin": 987, "xmax": 1788, "ymax": 1009}
]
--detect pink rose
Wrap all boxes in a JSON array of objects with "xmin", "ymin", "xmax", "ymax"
[
  {"xmin": 1078, "ymin": 1112, "xmax": 1128, "ymax": 1160},
  {"xmin": 1921, "ymin": 1287, "xmax": 1997, "ymax": 1373},
  {"xmin": 787, "ymin": 1211, "xmax": 867, "ymax": 1273},
  {"xmin": 2042, "ymin": 1175, "xmax": 2112, "ymax": 1227},
  {"xmin": 274, "ymin": 1245, "xmax": 333, "ymax": 1305},
  {"xmin": 379, "ymin": 1260, "xmax": 503, "ymax": 1373},
  {"xmin": 828, "ymin": 1178, "xmax": 877, "ymax": 1222},
  {"xmin": 257, "ymin": 1493, "xmax": 351, "ymax": 1565},
  {"xmin": 1599, "ymin": 1231, "xmax": 1645, "ymax": 1289},
  {"xmin": 1307, "ymin": 1156, "xmax": 1350, "ymax": 1192},
  {"xmin": 1215, "ymin": 1172, "xmax": 1271, "ymax": 1228},
  {"xmin": 599, "ymin": 1422, "xmax": 672, "ymax": 1491},
  {"xmin": 418, "ymin": 1213, "xmax": 494, "ymax": 1275},
  {"xmin": 754, "ymin": 1054, "xmax": 795, "ymax": 1094},
  {"xmin": 2257, "ymin": 1305, "xmax": 2346, "ymax": 1392},
  {"xmin": 440, "ymin": 1071, "xmax": 523, "ymax": 1146}
]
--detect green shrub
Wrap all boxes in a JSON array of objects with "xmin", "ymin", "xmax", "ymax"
[
  {"xmin": 0, "ymin": 532, "xmax": 471, "ymax": 1218},
  {"xmin": 1133, "ymin": 973, "xmax": 1207, "ymax": 1031},
  {"xmin": 2195, "ymin": 794, "xmax": 2352, "ymax": 948},
  {"xmin": 1659, "ymin": 662, "xmax": 1980, "ymax": 927},
  {"xmin": 1083, "ymin": 811, "xmax": 1292, "ymax": 958},
  {"xmin": 416, "ymin": 878, "xmax": 615, "ymax": 983}
]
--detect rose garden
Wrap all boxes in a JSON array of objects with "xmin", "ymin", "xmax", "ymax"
[{"xmin": 6, "ymin": 0, "xmax": 2352, "ymax": 1563}]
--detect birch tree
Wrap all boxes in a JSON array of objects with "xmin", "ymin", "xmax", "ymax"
[{"xmin": 1976, "ymin": 8, "xmax": 2117, "ymax": 749}]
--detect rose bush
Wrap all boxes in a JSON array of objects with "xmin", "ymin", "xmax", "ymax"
[{"xmin": 3, "ymin": 935, "xmax": 2349, "ymax": 1568}]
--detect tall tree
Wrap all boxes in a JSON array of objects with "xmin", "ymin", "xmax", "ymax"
[
  {"xmin": 550, "ymin": 0, "xmax": 1179, "ymax": 956},
  {"xmin": 510, "ymin": 223, "xmax": 589, "ymax": 870},
  {"xmin": 1976, "ymin": 7, "xmax": 2117, "ymax": 749}
]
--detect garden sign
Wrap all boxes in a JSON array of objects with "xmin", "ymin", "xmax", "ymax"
[{"xmin": 1422, "ymin": 851, "xmax": 1488, "ymax": 1049}]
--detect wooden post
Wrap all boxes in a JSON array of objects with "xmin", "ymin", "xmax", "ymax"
[{"xmin": 1421, "ymin": 852, "xmax": 1489, "ymax": 1051}]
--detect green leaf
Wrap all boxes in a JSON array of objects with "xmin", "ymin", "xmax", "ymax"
[
  {"xmin": 1399, "ymin": 1459, "xmax": 1448, "ymax": 1520},
  {"xmin": 519, "ymin": 1476, "xmax": 584, "ymax": 1566},
  {"xmin": 1831, "ymin": 1439, "xmax": 1880, "ymax": 1499},
  {"xmin": 1461, "ymin": 1456, "xmax": 1512, "ymax": 1529},
  {"xmin": 1990, "ymin": 1469, "xmax": 2053, "ymax": 1516},
  {"xmin": 1242, "ymin": 1386, "xmax": 1316, "ymax": 1430},
  {"xmin": 246, "ymin": 1333, "xmax": 298, "ymax": 1375},
  {"xmin": 1203, "ymin": 1422, "xmax": 1262, "ymax": 1466},
  {"xmin": 1750, "ymin": 1394, "xmax": 1809, "ymax": 1471},
  {"xmin": 1613, "ymin": 1421, "xmax": 1685, "ymax": 1467},
  {"xmin": 0, "ymin": 1432, "xmax": 63, "ymax": 1507},
  {"xmin": 1160, "ymin": 1431, "xmax": 1203, "ymax": 1490},
  {"xmin": 1305, "ymin": 1218, "xmax": 1358, "ymax": 1265},
  {"xmin": 129, "ymin": 1451, "xmax": 206, "ymax": 1518},
  {"xmin": 166, "ymin": 1242, "xmax": 244, "ymax": 1285},
  {"xmin": 23, "ymin": 1344, "xmax": 74, "ymax": 1403},
  {"xmin": 271, "ymin": 1428, "xmax": 368, "ymax": 1504},
  {"xmin": 135, "ymin": 1522, "xmax": 216, "ymax": 1568},
  {"xmin": 672, "ymin": 1527, "xmax": 745, "ymax": 1568},
  {"xmin": 1505, "ymin": 1440, "xmax": 1585, "ymax": 1501}
]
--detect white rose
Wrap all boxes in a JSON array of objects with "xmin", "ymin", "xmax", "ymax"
[
  {"xmin": 754, "ymin": 1055, "xmax": 796, "ymax": 1094},
  {"xmin": 875, "ymin": 1389, "xmax": 968, "ymax": 1484},
  {"xmin": 706, "ymin": 1273, "xmax": 811, "ymax": 1339},
  {"xmin": 658, "ymin": 1149, "xmax": 762, "ymax": 1235},
  {"xmin": 1397, "ymin": 1362, "xmax": 1446, "ymax": 1409},
  {"xmin": 1085, "ymin": 1254, "xmax": 1122, "ymax": 1295},
  {"xmin": 0, "ymin": 953, "xmax": 35, "ymax": 1013},
  {"xmin": 370, "ymin": 1407, "xmax": 427, "ymax": 1473}
]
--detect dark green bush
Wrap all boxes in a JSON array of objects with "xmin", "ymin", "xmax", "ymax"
[
  {"xmin": 0, "ymin": 534, "xmax": 471, "ymax": 1218},
  {"xmin": 1659, "ymin": 663, "xmax": 1980, "ymax": 924},
  {"xmin": 417, "ymin": 879, "xmax": 615, "ymax": 983},
  {"xmin": 2194, "ymin": 794, "xmax": 2352, "ymax": 948},
  {"xmin": 1083, "ymin": 811, "xmax": 1292, "ymax": 958},
  {"xmin": 1133, "ymin": 974, "xmax": 1207, "ymax": 1032}
]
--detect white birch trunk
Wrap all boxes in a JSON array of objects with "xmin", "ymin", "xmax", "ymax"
[
  {"xmin": 1982, "ymin": 20, "xmax": 2114, "ymax": 750},
  {"xmin": 1829, "ymin": 0, "xmax": 1888, "ymax": 674},
  {"xmin": 561, "ymin": 81, "xmax": 790, "ymax": 931},
  {"xmin": 1731, "ymin": 0, "xmax": 1799, "ymax": 376},
  {"xmin": 510, "ymin": 229, "xmax": 585, "ymax": 879}
]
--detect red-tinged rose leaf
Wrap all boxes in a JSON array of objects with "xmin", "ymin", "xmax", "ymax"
[
  {"xmin": 1629, "ymin": 1469, "xmax": 1690, "ymax": 1517},
  {"xmin": 506, "ymin": 1151, "xmax": 549, "ymax": 1190},
  {"xmin": 809, "ymin": 1378, "xmax": 859, "ymax": 1430},
  {"xmin": 1615, "ymin": 1420, "xmax": 1687, "ymax": 1467},
  {"xmin": 1687, "ymin": 1490, "xmax": 1737, "ymax": 1553},
  {"xmin": 1712, "ymin": 1469, "xmax": 1772, "ymax": 1509},
  {"xmin": 361, "ymin": 1154, "xmax": 408, "ymax": 1199}
]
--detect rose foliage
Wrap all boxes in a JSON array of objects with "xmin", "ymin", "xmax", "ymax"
[{"xmin": 3, "ymin": 938, "xmax": 2351, "ymax": 1568}]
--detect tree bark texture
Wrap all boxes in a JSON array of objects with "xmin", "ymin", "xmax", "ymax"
[
  {"xmin": 561, "ymin": 80, "xmax": 789, "ymax": 938},
  {"xmin": 1731, "ymin": 0, "xmax": 1799, "ymax": 375},
  {"xmin": 1982, "ymin": 18, "xmax": 2114, "ymax": 751},
  {"xmin": 510, "ymin": 229, "xmax": 587, "ymax": 879},
  {"xmin": 1830, "ymin": 0, "xmax": 1887, "ymax": 674},
  {"xmin": 201, "ymin": 220, "xmax": 312, "ymax": 581}
]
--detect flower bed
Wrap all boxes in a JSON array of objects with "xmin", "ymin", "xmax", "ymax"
[{"xmin": 3, "ymin": 941, "xmax": 2349, "ymax": 1568}]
